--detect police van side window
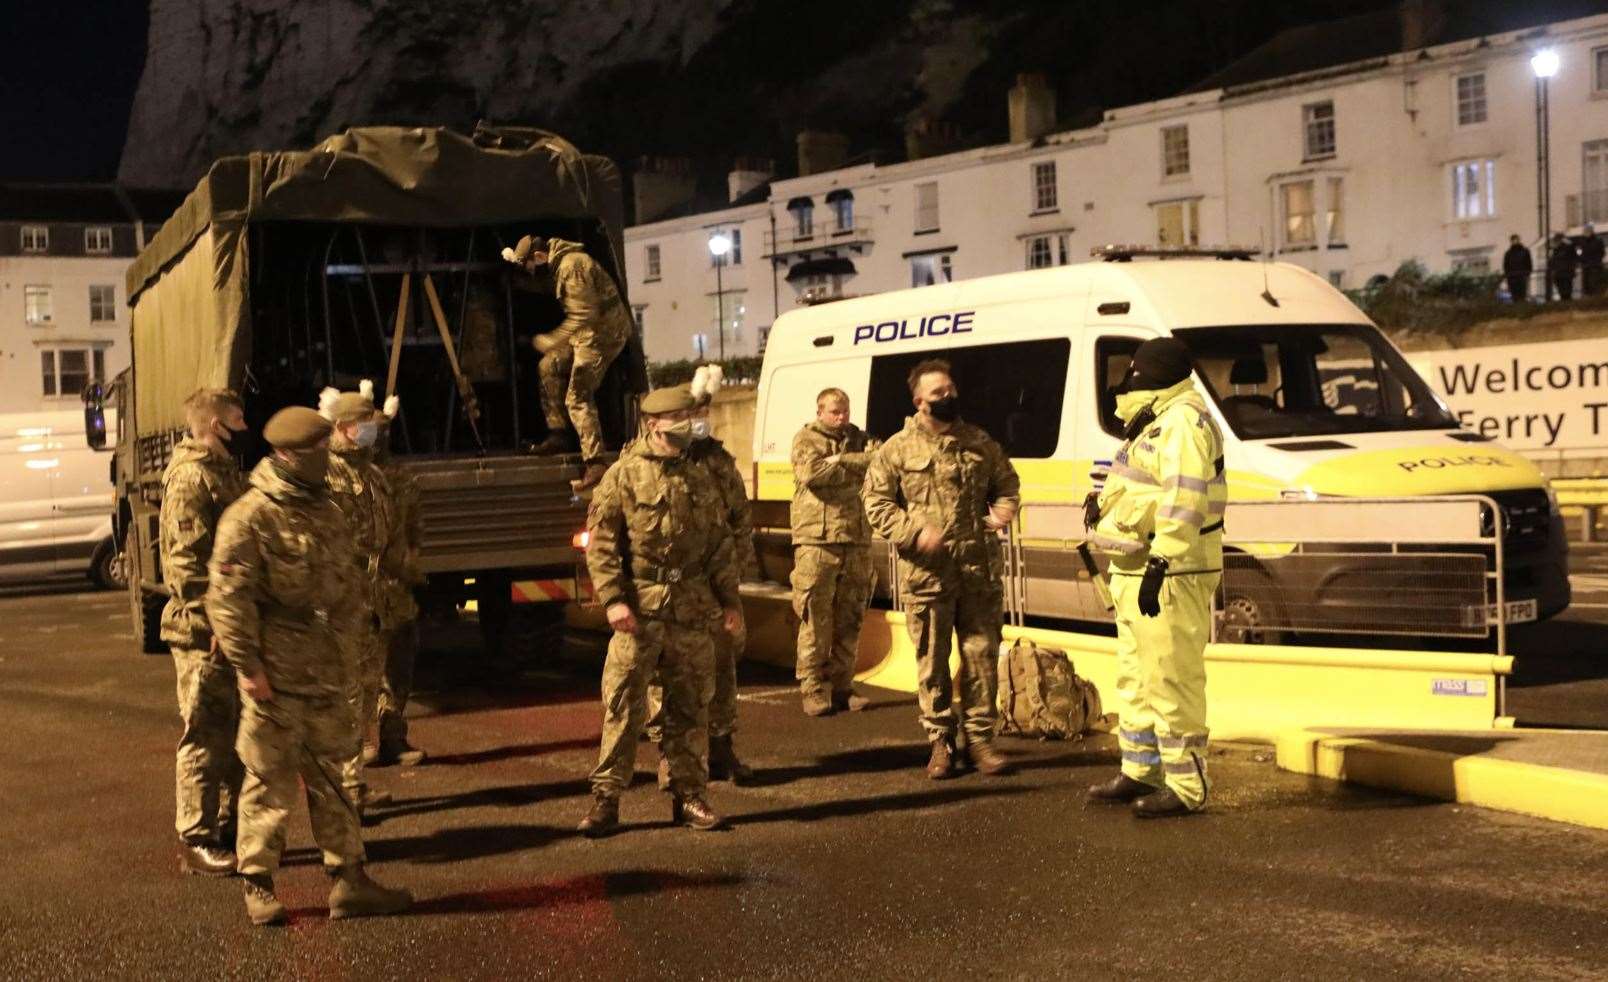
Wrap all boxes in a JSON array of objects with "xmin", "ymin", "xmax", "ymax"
[
  {"xmin": 1094, "ymin": 336, "xmax": 1143, "ymax": 438},
  {"xmin": 863, "ymin": 339, "xmax": 1070, "ymax": 457}
]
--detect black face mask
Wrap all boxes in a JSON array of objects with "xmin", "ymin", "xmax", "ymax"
[
  {"xmin": 927, "ymin": 395, "xmax": 959, "ymax": 422},
  {"xmin": 1122, "ymin": 405, "xmax": 1157, "ymax": 442}
]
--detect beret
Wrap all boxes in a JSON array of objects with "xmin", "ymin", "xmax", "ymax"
[
  {"xmin": 639, "ymin": 386, "xmax": 696, "ymax": 415},
  {"xmin": 263, "ymin": 407, "xmax": 332, "ymax": 450}
]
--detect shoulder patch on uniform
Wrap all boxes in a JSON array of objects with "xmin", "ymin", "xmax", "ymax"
[{"xmin": 1148, "ymin": 427, "xmax": 1162, "ymax": 438}]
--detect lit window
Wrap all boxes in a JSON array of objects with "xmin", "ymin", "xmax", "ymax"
[
  {"xmin": 1155, "ymin": 200, "xmax": 1201, "ymax": 247},
  {"xmin": 914, "ymin": 182, "xmax": 940, "ymax": 232},
  {"xmin": 710, "ymin": 228, "xmax": 742, "ymax": 267},
  {"xmin": 1161, "ymin": 125, "xmax": 1190, "ymax": 177},
  {"xmin": 21, "ymin": 226, "xmax": 48, "ymax": 253},
  {"xmin": 790, "ymin": 200, "xmax": 814, "ymax": 238},
  {"xmin": 691, "ymin": 333, "xmax": 710, "ymax": 359},
  {"xmin": 25, "ymin": 285, "xmax": 52, "ymax": 324},
  {"xmin": 832, "ymin": 196, "xmax": 854, "ymax": 231},
  {"xmin": 1303, "ymin": 101, "xmax": 1336, "ymax": 160},
  {"xmin": 85, "ymin": 227, "xmax": 114, "ymax": 254},
  {"xmin": 1031, "ymin": 161, "xmax": 1057, "ymax": 211},
  {"xmin": 1455, "ymin": 73, "xmax": 1487, "ymax": 126},
  {"xmin": 1326, "ymin": 176, "xmax": 1345, "ymax": 246},
  {"xmin": 90, "ymin": 285, "xmax": 117, "ymax": 322},
  {"xmin": 1451, "ymin": 159, "xmax": 1496, "ymax": 219},
  {"xmin": 645, "ymin": 244, "xmax": 661, "ymax": 280},
  {"xmin": 41, "ymin": 347, "xmax": 103, "ymax": 398},
  {"xmin": 1450, "ymin": 249, "xmax": 1492, "ymax": 274},
  {"xmin": 714, "ymin": 290, "xmax": 746, "ymax": 344},
  {"xmin": 910, "ymin": 252, "xmax": 952, "ymax": 287},
  {"xmin": 1281, "ymin": 181, "xmax": 1316, "ymax": 247}
]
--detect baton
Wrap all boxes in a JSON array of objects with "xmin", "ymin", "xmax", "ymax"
[{"xmin": 1077, "ymin": 541, "xmax": 1114, "ymax": 612}]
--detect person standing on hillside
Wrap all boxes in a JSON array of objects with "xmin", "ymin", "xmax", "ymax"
[{"xmin": 1502, "ymin": 234, "xmax": 1532, "ymax": 302}]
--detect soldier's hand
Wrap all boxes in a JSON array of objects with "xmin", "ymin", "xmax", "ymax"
[
  {"xmin": 533, "ymin": 333, "xmax": 559, "ymax": 355},
  {"xmin": 241, "ymin": 671, "xmax": 275, "ymax": 703},
  {"xmin": 722, "ymin": 606, "xmax": 744, "ymax": 636},
  {"xmin": 984, "ymin": 502, "xmax": 1016, "ymax": 531},
  {"xmin": 823, "ymin": 454, "xmax": 842, "ymax": 466},
  {"xmin": 606, "ymin": 603, "xmax": 640, "ymax": 635},
  {"xmin": 915, "ymin": 525, "xmax": 944, "ymax": 554}
]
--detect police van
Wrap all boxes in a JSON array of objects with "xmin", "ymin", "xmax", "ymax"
[{"xmin": 750, "ymin": 248, "xmax": 1570, "ymax": 642}]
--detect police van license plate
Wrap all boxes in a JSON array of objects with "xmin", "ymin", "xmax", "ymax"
[{"xmin": 1491, "ymin": 599, "xmax": 1538, "ymax": 624}]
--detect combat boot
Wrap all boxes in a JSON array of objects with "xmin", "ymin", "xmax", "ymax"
[
  {"xmin": 578, "ymin": 794, "xmax": 620, "ymax": 838},
  {"xmin": 801, "ymin": 690, "xmax": 834, "ymax": 718},
  {"xmin": 530, "ymin": 432, "xmax": 577, "ymax": 455},
  {"xmin": 967, "ymin": 740, "xmax": 1015, "ymax": 777},
  {"xmin": 657, "ymin": 754, "xmax": 671, "ymax": 792},
  {"xmin": 571, "ymin": 462, "xmax": 607, "ymax": 494},
  {"xmin": 709, "ymin": 735, "xmax": 755, "ymax": 785},
  {"xmin": 1133, "ymin": 787, "xmax": 1196, "ymax": 819},
  {"xmin": 373, "ymin": 740, "xmax": 427, "ymax": 768},
  {"xmin": 670, "ymin": 794, "xmax": 727, "ymax": 831},
  {"xmin": 242, "ymin": 873, "xmax": 287, "ymax": 926},
  {"xmin": 832, "ymin": 689, "xmax": 871, "ymax": 712},
  {"xmin": 926, "ymin": 738, "xmax": 955, "ymax": 780},
  {"xmin": 1088, "ymin": 774, "xmax": 1156, "ymax": 803},
  {"xmin": 328, "ymin": 865, "xmax": 413, "ymax": 920},
  {"xmin": 179, "ymin": 839, "xmax": 237, "ymax": 877}
]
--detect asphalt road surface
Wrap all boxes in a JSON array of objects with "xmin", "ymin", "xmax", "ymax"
[
  {"xmin": 1508, "ymin": 543, "xmax": 1608, "ymax": 728},
  {"xmin": 2, "ymin": 583, "xmax": 1607, "ymax": 980}
]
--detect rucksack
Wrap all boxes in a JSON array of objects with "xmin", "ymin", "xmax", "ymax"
[{"xmin": 996, "ymin": 638, "xmax": 1104, "ymax": 740}]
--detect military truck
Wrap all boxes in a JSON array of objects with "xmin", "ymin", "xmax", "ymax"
[{"xmin": 88, "ymin": 124, "xmax": 646, "ymax": 658}]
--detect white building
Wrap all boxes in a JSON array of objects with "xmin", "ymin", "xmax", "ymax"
[
  {"xmin": 0, "ymin": 185, "xmax": 180, "ymax": 415},
  {"xmin": 624, "ymin": 7, "xmax": 1608, "ymax": 365}
]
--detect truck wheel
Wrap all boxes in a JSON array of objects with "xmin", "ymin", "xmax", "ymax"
[
  {"xmin": 508, "ymin": 603, "xmax": 567, "ymax": 664},
  {"xmin": 91, "ymin": 536, "xmax": 127, "ymax": 591},
  {"xmin": 130, "ymin": 586, "xmax": 167, "ymax": 655},
  {"xmin": 1218, "ymin": 566, "xmax": 1288, "ymax": 646}
]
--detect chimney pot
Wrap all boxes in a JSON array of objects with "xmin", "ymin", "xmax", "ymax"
[
  {"xmin": 633, "ymin": 156, "xmax": 698, "ymax": 223},
  {"xmin": 796, "ymin": 131, "xmax": 850, "ymax": 177},
  {"xmin": 1008, "ymin": 73, "xmax": 1057, "ymax": 144}
]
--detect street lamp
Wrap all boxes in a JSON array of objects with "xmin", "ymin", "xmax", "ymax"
[
  {"xmin": 1533, "ymin": 48, "xmax": 1559, "ymax": 301},
  {"xmin": 708, "ymin": 232, "xmax": 732, "ymax": 361}
]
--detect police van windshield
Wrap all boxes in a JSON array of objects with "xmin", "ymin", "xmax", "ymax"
[{"xmin": 1171, "ymin": 324, "xmax": 1458, "ymax": 439}]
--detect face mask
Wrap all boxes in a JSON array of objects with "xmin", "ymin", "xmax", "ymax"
[
  {"xmin": 926, "ymin": 395, "xmax": 959, "ymax": 423},
  {"xmin": 280, "ymin": 448, "xmax": 330, "ymax": 488},
  {"xmin": 689, "ymin": 419, "xmax": 711, "ymax": 440},
  {"xmin": 657, "ymin": 419, "xmax": 695, "ymax": 451},
  {"xmin": 1113, "ymin": 389, "xmax": 1155, "ymax": 425},
  {"xmin": 352, "ymin": 421, "xmax": 379, "ymax": 448}
]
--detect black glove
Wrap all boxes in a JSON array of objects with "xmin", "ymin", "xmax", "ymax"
[
  {"xmin": 1082, "ymin": 490, "xmax": 1101, "ymax": 530},
  {"xmin": 1137, "ymin": 555, "xmax": 1168, "ymax": 617}
]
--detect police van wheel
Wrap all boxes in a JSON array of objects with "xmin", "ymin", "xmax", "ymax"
[{"xmin": 1219, "ymin": 588, "xmax": 1285, "ymax": 645}]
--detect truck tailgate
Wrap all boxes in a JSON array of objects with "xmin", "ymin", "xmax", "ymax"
[{"xmin": 399, "ymin": 454, "xmax": 590, "ymax": 573}]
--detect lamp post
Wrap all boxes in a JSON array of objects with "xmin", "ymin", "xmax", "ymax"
[
  {"xmin": 708, "ymin": 232, "xmax": 732, "ymax": 361},
  {"xmin": 1533, "ymin": 48, "xmax": 1560, "ymax": 301}
]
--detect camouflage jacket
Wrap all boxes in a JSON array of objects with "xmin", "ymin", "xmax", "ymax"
[
  {"xmin": 158, "ymin": 438, "xmax": 248, "ymax": 649},
  {"xmin": 207, "ymin": 459, "xmax": 361, "ymax": 696},
  {"xmin": 862, "ymin": 416, "xmax": 1021, "ymax": 596},
  {"xmin": 375, "ymin": 456, "xmax": 424, "ymax": 626},
  {"xmin": 541, "ymin": 238, "xmax": 633, "ymax": 351},
  {"xmin": 325, "ymin": 446, "xmax": 406, "ymax": 626},
  {"xmin": 586, "ymin": 438, "xmax": 741, "ymax": 627},
  {"xmin": 688, "ymin": 436, "xmax": 757, "ymax": 576},
  {"xmin": 790, "ymin": 421, "xmax": 873, "ymax": 546}
]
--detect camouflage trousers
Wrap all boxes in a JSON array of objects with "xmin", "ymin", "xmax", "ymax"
[
  {"xmin": 537, "ymin": 332, "xmax": 626, "ymax": 461},
  {"xmin": 791, "ymin": 544, "xmax": 874, "ymax": 698},
  {"xmin": 235, "ymin": 691, "xmax": 365, "ymax": 876},
  {"xmin": 170, "ymin": 646, "xmax": 243, "ymax": 845},
  {"xmin": 340, "ymin": 620, "xmax": 385, "ymax": 800},
  {"xmin": 904, "ymin": 575, "xmax": 1003, "ymax": 745},
  {"xmin": 646, "ymin": 618, "xmax": 744, "ymax": 741},
  {"xmin": 376, "ymin": 621, "xmax": 418, "ymax": 748},
  {"xmin": 590, "ymin": 619, "xmax": 715, "ymax": 799}
]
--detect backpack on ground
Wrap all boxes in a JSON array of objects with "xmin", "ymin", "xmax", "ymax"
[{"xmin": 996, "ymin": 638, "xmax": 1104, "ymax": 740}]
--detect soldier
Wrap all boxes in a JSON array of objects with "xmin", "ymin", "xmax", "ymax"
[
  {"xmin": 502, "ymin": 235, "xmax": 632, "ymax": 493},
  {"xmin": 318, "ymin": 381, "xmax": 407, "ymax": 813},
  {"xmin": 1085, "ymin": 338, "xmax": 1226, "ymax": 818},
  {"xmin": 369, "ymin": 397, "xmax": 427, "ymax": 767},
  {"xmin": 646, "ymin": 366, "xmax": 756, "ymax": 785},
  {"xmin": 862, "ymin": 359, "xmax": 1021, "ymax": 780},
  {"xmin": 578, "ymin": 385, "xmax": 744, "ymax": 837},
  {"xmin": 790, "ymin": 387, "xmax": 876, "ymax": 717},
  {"xmin": 160, "ymin": 388, "xmax": 251, "ymax": 876},
  {"xmin": 207, "ymin": 406, "xmax": 411, "ymax": 925}
]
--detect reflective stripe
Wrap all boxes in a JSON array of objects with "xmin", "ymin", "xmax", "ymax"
[
  {"xmin": 1089, "ymin": 532, "xmax": 1145, "ymax": 555},
  {"xmin": 1208, "ymin": 473, "xmax": 1227, "ymax": 486},
  {"xmin": 1120, "ymin": 728, "xmax": 1159, "ymax": 746},
  {"xmin": 1161, "ymin": 474, "xmax": 1209, "ymax": 493},
  {"xmin": 1163, "ymin": 759, "xmax": 1203, "ymax": 776},
  {"xmin": 1157, "ymin": 504, "xmax": 1205, "ymax": 527},
  {"xmin": 1107, "ymin": 462, "xmax": 1159, "ymax": 486},
  {"xmin": 1159, "ymin": 734, "xmax": 1210, "ymax": 750},
  {"xmin": 1206, "ymin": 499, "xmax": 1227, "ymax": 516},
  {"xmin": 1122, "ymin": 749, "xmax": 1162, "ymax": 766}
]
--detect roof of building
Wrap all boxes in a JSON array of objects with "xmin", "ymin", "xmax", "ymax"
[{"xmin": 0, "ymin": 182, "xmax": 189, "ymax": 225}]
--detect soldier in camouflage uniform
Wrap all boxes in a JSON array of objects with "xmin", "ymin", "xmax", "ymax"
[
  {"xmin": 578, "ymin": 385, "xmax": 744, "ymax": 837},
  {"xmin": 862, "ymin": 359, "xmax": 1021, "ymax": 780},
  {"xmin": 645, "ymin": 367, "xmax": 756, "ymax": 785},
  {"xmin": 160, "ymin": 388, "xmax": 251, "ymax": 876},
  {"xmin": 503, "ymin": 234, "xmax": 632, "ymax": 493},
  {"xmin": 318, "ymin": 382, "xmax": 407, "ymax": 812},
  {"xmin": 207, "ymin": 407, "xmax": 411, "ymax": 925},
  {"xmin": 790, "ymin": 387, "xmax": 877, "ymax": 718},
  {"xmin": 370, "ymin": 400, "xmax": 427, "ymax": 767}
]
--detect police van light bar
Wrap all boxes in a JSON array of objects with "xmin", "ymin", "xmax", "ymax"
[{"xmin": 1092, "ymin": 244, "xmax": 1260, "ymax": 262}]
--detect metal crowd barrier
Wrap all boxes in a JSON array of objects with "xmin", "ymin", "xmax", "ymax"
[{"xmin": 1552, "ymin": 478, "xmax": 1608, "ymax": 543}]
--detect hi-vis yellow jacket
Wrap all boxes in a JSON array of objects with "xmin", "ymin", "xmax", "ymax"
[{"xmin": 1091, "ymin": 379, "xmax": 1227, "ymax": 574}]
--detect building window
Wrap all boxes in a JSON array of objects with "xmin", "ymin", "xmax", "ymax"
[
  {"xmin": 24, "ymin": 285, "xmax": 52, "ymax": 324},
  {"xmin": 1595, "ymin": 46, "xmax": 1608, "ymax": 93},
  {"xmin": 1280, "ymin": 181, "xmax": 1316, "ymax": 248},
  {"xmin": 714, "ymin": 290, "xmax": 746, "ymax": 345},
  {"xmin": 644, "ymin": 244, "xmax": 661, "ymax": 280},
  {"xmin": 1584, "ymin": 140, "xmax": 1608, "ymax": 226},
  {"xmin": 1326, "ymin": 176, "xmax": 1345, "ymax": 246},
  {"xmin": 631, "ymin": 304, "xmax": 646, "ymax": 342},
  {"xmin": 710, "ymin": 228, "xmax": 742, "ymax": 267},
  {"xmin": 758, "ymin": 325, "xmax": 772, "ymax": 356},
  {"xmin": 1027, "ymin": 236, "xmax": 1053, "ymax": 269},
  {"xmin": 915, "ymin": 182, "xmax": 940, "ymax": 232},
  {"xmin": 41, "ymin": 347, "xmax": 104, "ymax": 398},
  {"xmin": 1451, "ymin": 159, "xmax": 1496, "ymax": 219},
  {"xmin": 1455, "ymin": 72, "xmax": 1487, "ymax": 126},
  {"xmin": 1155, "ymin": 200, "xmax": 1201, "ymax": 247},
  {"xmin": 691, "ymin": 333, "xmax": 710, "ymax": 359},
  {"xmin": 89, "ymin": 285, "xmax": 117, "ymax": 322},
  {"xmin": 1449, "ymin": 248, "xmax": 1492, "ymax": 274},
  {"xmin": 85, "ymin": 227, "xmax": 114, "ymax": 254},
  {"xmin": 789, "ymin": 199, "xmax": 814, "ymax": 239},
  {"xmin": 832, "ymin": 195, "xmax": 854, "ymax": 231},
  {"xmin": 910, "ymin": 252, "xmax": 952, "ymax": 287},
  {"xmin": 1031, "ymin": 161, "xmax": 1057, "ymax": 211},
  {"xmin": 1303, "ymin": 101, "xmax": 1336, "ymax": 160},
  {"xmin": 1328, "ymin": 270, "xmax": 1345, "ymax": 288},
  {"xmin": 21, "ymin": 226, "xmax": 48, "ymax": 253},
  {"xmin": 1161, "ymin": 125, "xmax": 1190, "ymax": 177}
]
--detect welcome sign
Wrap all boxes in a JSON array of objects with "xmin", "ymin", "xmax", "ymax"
[{"xmin": 1406, "ymin": 337, "xmax": 1608, "ymax": 454}]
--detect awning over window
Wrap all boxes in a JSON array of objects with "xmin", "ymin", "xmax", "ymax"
[
  {"xmin": 786, "ymin": 257, "xmax": 856, "ymax": 281},
  {"xmin": 786, "ymin": 196, "xmax": 814, "ymax": 210},
  {"xmin": 824, "ymin": 188, "xmax": 854, "ymax": 203}
]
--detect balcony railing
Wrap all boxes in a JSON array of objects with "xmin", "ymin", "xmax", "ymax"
[{"xmin": 764, "ymin": 215, "xmax": 874, "ymax": 256}]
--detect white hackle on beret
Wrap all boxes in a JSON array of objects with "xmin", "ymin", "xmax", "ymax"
[
  {"xmin": 359, "ymin": 379, "xmax": 374, "ymax": 401},
  {"xmin": 383, "ymin": 395, "xmax": 400, "ymax": 419},
  {"xmin": 318, "ymin": 386, "xmax": 341, "ymax": 421}
]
